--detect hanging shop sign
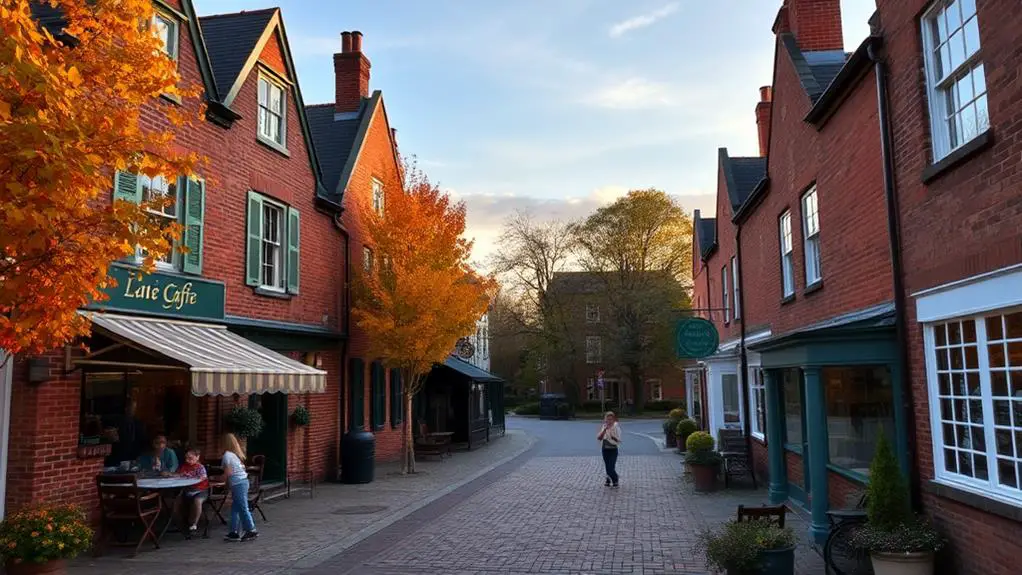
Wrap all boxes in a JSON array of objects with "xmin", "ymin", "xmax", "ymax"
[
  {"xmin": 675, "ymin": 317, "xmax": 720, "ymax": 359},
  {"xmin": 88, "ymin": 264, "xmax": 226, "ymax": 322}
]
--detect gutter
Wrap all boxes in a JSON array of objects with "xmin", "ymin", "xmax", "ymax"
[
  {"xmin": 732, "ymin": 177, "xmax": 769, "ymax": 225},
  {"xmin": 805, "ymin": 36, "xmax": 880, "ymax": 128},
  {"xmin": 869, "ymin": 38, "xmax": 920, "ymax": 509}
]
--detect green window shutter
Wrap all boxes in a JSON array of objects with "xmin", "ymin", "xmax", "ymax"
[
  {"xmin": 390, "ymin": 368, "xmax": 403, "ymax": 428},
  {"xmin": 113, "ymin": 170, "xmax": 142, "ymax": 204},
  {"xmin": 371, "ymin": 361, "xmax": 384, "ymax": 430},
  {"xmin": 349, "ymin": 358, "xmax": 365, "ymax": 431},
  {"xmin": 286, "ymin": 206, "xmax": 300, "ymax": 294},
  {"xmin": 246, "ymin": 191, "xmax": 263, "ymax": 286},
  {"xmin": 182, "ymin": 177, "xmax": 205, "ymax": 275}
]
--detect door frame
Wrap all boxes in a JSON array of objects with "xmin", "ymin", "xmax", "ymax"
[{"xmin": 247, "ymin": 393, "xmax": 288, "ymax": 483}]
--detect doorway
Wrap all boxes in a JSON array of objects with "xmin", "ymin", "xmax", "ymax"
[{"xmin": 247, "ymin": 393, "xmax": 288, "ymax": 483}]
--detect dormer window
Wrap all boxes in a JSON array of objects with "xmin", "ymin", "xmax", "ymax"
[
  {"xmin": 258, "ymin": 76, "xmax": 287, "ymax": 148},
  {"xmin": 372, "ymin": 178, "xmax": 385, "ymax": 216},
  {"xmin": 153, "ymin": 12, "xmax": 178, "ymax": 61}
]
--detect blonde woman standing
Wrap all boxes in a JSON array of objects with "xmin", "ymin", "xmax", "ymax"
[
  {"xmin": 597, "ymin": 411, "xmax": 622, "ymax": 487},
  {"xmin": 221, "ymin": 432, "xmax": 258, "ymax": 542}
]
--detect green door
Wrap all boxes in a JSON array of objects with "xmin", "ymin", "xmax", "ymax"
[{"xmin": 247, "ymin": 393, "xmax": 288, "ymax": 483}]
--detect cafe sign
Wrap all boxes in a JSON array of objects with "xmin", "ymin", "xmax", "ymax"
[
  {"xmin": 88, "ymin": 264, "xmax": 226, "ymax": 322},
  {"xmin": 675, "ymin": 317, "xmax": 720, "ymax": 359}
]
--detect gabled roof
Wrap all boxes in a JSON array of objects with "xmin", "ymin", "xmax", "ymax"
[
  {"xmin": 692, "ymin": 210, "xmax": 717, "ymax": 261},
  {"xmin": 780, "ymin": 34, "xmax": 850, "ymax": 103},
  {"xmin": 719, "ymin": 149, "xmax": 767, "ymax": 215},
  {"xmin": 198, "ymin": 9, "xmax": 276, "ymax": 102}
]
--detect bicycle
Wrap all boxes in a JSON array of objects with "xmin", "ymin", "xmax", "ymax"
[{"xmin": 823, "ymin": 494, "xmax": 874, "ymax": 575}]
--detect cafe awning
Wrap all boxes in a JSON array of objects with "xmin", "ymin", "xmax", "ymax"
[{"xmin": 85, "ymin": 312, "xmax": 326, "ymax": 396}]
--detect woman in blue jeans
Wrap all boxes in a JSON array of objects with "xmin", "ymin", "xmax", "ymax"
[
  {"xmin": 221, "ymin": 432, "xmax": 258, "ymax": 542},
  {"xmin": 597, "ymin": 411, "xmax": 621, "ymax": 487}
]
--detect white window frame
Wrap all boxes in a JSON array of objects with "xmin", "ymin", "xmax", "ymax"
[
  {"xmin": 139, "ymin": 174, "xmax": 178, "ymax": 270},
  {"xmin": 153, "ymin": 11, "xmax": 179, "ymax": 61},
  {"xmin": 260, "ymin": 200, "xmax": 286, "ymax": 291},
  {"xmin": 586, "ymin": 336, "xmax": 602, "ymax": 364},
  {"xmin": 748, "ymin": 368, "xmax": 766, "ymax": 440},
  {"xmin": 779, "ymin": 211, "xmax": 795, "ymax": 297},
  {"xmin": 257, "ymin": 75, "xmax": 287, "ymax": 148},
  {"xmin": 802, "ymin": 186, "xmax": 822, "ymax": 286},
  {"xmin": 649, "ymin": 379, "xmax": 663, "ymax": 402},
  {"xmin": 731, "ymin": 256, "xmax": 741, "ymax": 320},
  {"xmin": 363, "ymin": 246, "xmax": 374, "ymax": 273},
  {"xmin": 920, "ymin": 0, "xmax": 987, "ymax": 162},
  {"xmin": 372, "ymin": 178, "xmax": 385, "ymax": 216},
  {"xmin": 585, "ymin": 303, "xmax": 600, "ymax": 324},
  {"xmin": 722, "ymin": 265, "xmax": 730, "ymax": 324}
]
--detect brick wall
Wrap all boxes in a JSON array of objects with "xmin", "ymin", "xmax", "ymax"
[{"xmin": 751, "ymin": 437, "xmax": 769, "ymax": 481}]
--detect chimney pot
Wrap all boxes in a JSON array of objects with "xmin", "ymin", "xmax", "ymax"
[
  {"xmin": 341, "ymin": 31, "xmax": 352, "ymax": 53},
  {"xmin": 351, "ymin": 31, "xmax": 363, "ymax": 53},
  {"xmin": 334, "ymin": 32, "xmax": 371, "ymax": 113},
  {"xmin": 755, "ymin": 86, "xmax": 773, "ymax": 158},
  {"xmin": 759, "ymin": 86, "xmax": 773, "ymax": 102}
]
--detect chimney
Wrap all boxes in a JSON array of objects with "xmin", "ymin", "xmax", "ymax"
[
  {"xmin": 775, "ymin": 0, "xmax": 844, "ymax": 53},
  {"xmin": 756, "ymin": 86, "xmax": 773, "ymax": 157},
  {"xmin": 333, "ymin": 30, "xmax": 371, "ymax": 114}
]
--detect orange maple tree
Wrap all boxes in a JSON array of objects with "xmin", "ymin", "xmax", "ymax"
[
  {"xmin": 0, "ymin": 0, "xmax": 202, "ymax": 358},
  {"xmin": 353, "ymin": 161, "xmax": 495, "ymax": 473}
]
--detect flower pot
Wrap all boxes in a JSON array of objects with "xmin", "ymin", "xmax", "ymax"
[
  {"xmin": 665, "ymin": 430, "xmax": 676, "ymax": 447},
  {"xmin": 5, "ymin": 559, "xmax": 67, "ymax": 575},
  {"xmin": 870, "ymin": 551, "xmax": 935, "ymax": 575},
  {"xmin": 756, "ymin": 545, "xmax": 795, "ymax": 575},
  {"xmin": 690, "ymin": 462, "xmax": 718, "ymax": 492}
]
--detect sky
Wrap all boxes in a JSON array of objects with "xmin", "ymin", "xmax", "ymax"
[{"xmin": 196, "ymin": 0, "xmax": 877, "ymax": 269}]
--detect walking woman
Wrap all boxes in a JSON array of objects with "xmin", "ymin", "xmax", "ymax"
[
  {"xmin": 221, "ymin": 432, "xmax": 258, "ymax": 542},
  {"xmin": 597, "ymin": 411, "xmax": 622, "ymax": 487}
]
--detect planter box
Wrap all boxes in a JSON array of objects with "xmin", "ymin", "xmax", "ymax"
[
  {"xmin": 691, "ymin": 462, "xmax": 718, "ymax": 492},
  {"xmin": 5, "ymin": 559, "xmax": 67, "ymax": 575},
  {"xmin": 871, "ymin": 551, "xmax": 934, "ymax": 575}
]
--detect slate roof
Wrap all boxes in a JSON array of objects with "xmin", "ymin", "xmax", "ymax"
[
  {"xmin": 696, "ymin": 216, "xmax": 717, "ymax": 260},
  {"xmin": 781, "ymin": 34, "xmax": 850, "ymax": 103},
  {"xmin": 441, "ymin": 356, "xmax": 503, "ymax": 382},
  {"xmin": 305, "ymin": 102, "xmax": 366, "ymax": 202},
  {"xmin": 720, "ymin": 149, "xmax": 767, "ymax": 214},
  {"xmin": 749, "ymin": 302, "xmax": 895, "ymax": 351},
  {"xmin": 198, "ymin": 9, "xmax": 276, "ymax": 100},
  {"xmin": 547, "ymin": 272, "xmax": 608, "ymax": 295}
]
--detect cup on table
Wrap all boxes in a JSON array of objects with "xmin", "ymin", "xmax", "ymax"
[{"xmin": 119, "ymin": 461, "xmax": 131, "ymax": 471}]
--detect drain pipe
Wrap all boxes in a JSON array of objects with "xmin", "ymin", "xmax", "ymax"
[
  {"xmin": 332, "ymin": 212, "xmax": 352, "ymax": 479},
  {"xmin": 736, "ymin": 225, "xmax": 753, "ymax": 456},
  {"xmin": 869, "ymin": 38, "xmax": 920, "ymax": 509}
]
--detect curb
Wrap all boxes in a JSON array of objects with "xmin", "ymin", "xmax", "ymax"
[{"xmin": 293, "ymin": 430, "xmax": 538, "ymax": 569}]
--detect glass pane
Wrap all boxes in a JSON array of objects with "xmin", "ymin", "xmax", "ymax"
[
  {"xmin": 974, "ymin": 454, "xmax": 988, "ymax": 480},
  {"xmin": 968, "ymin": 372, "xmax": 980, "ymax": 395},
  {"xmin": 1007, "ymin": 312, "xmax": 1022, "ymax": 339},
  {"xmin": 952, "ymin": 372, "xmax": 966, "ymax": 395},
  {"xmin": 1014, "ymin": 372, "xmax": 1022, "ymax": 397},
  {"xmin": 957, "ymin": 425, "xmax": 971, "ymax": 449},
  {"xmin": 992, "ymin": 371, "xmax": 1009, "ymax": 396},
  {"xmin": 961, "ymin": 103, "xmax": 978, "ymax": 142},
  {"xmin": 822, "ymin": 367, "xmax": 895, "ymax": 474},
  {"xmin": 941, "ymin": 398, "xmax": 954, "ymax": 421},
  {"xmin": 996, "ymin": 429, "xmax": 1013, "ymax": 456},
  {"xmin": 949, "ymin": 30, "xmax": 965, "ymax": 70},
  {"xmin": 946, "ymin": 1, "xmax": 962, "ymax": 28},
  {"xmin": 937, "ymin": 349, "xmax": 949, "ymax": 370},
  {"xmin": 976, "ymin": 94, "xmax": 989, "ymax": 133},
  {"xmin": 939, "ymin": 43, "xmax": 952, "ymax": 80},
  {"xmin": 971, "ymin": 426, "xmax": 986, "ymax": 452},
  {"xmin": 270, "ymin": 85, "xmax": 283, "ymax": 113},
  {"xmin": 1014, "ymin": 400, "xmax": 1022, "ymax": 427},
  {"xmin": 936, "ymin": 324, "xmax": 948, "ymax": 346},
  {"xmin": 954, "ymin": 399, "xmax": 968, "ymax": 422},
  {"xmin": 969, "ymin": 400, "xmax": 983, "ymax": 424},
  {"xmin": 1016, "ymin": 431, "xmax": 1022, "ymax": 458},
  {"xmin": 965, "ymin": 346, "xmax": 979, "ymax": 369},
  {"xmin": 1009, "ymin": 342, "xmax": 1022, "ymax": 366},
  {"xmin": 258, "ymin": 79, "xmax": 268, "ymax": 105},
  {"xmin": 945, "ymin": 449, "xmax": 957, "ymax": 472},
  {"xmin": 963, "ymin": 17, "xmax": 980, "ymax": 58},
  {"xmin": 994, "ymin": 400, "xmax": 1011, "ymax": 426},
  {"xmin": 958, "ymin": 450, "xmax": 972, "ymax": 475},
  {"xmin": 943, "ymin": 423, "xmax": 955, "ymax": 445},
  {"xmin": 990, "ymin": 343, "xmax": 1006, "ymax": 368},
  {"xmin": 939, "ymin": 373, "xmax": 952, "ymax": 395},
  {"xmin": 998, "ymin": 458, "xmax": 1018, "ymax": 487},
  {"xmin": 987, "ymin": 315, "xmax": 1004, "ymax": 340},
  {"xmin": 963, "ymin": 320, "xmax": 977, "ymax": 343},
  {"xmin": 973, "ymin": 64, "xmax": 986, "ymax": 96},
  {"xmin": 949, "ymin": 322, "xmax": 962, "ymax": 344},
  {"xmin": 934, "ymin": 10, "xmax": 948, "ymax": 43},
  {"xmin": 951, "ymin": 348, "xmax": 964, "ymax": 370},
  {"xmin": 957, "ymin": 74, "xmax": 974, "ymax": 106},
  {"xmin": 960, "ymin": 0, "xmax": 976, "ymax": 19}
]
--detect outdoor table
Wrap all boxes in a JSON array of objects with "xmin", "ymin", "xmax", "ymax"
[{"xmin": 137, "ymin": 476, "xmax": 201, "ymax": 541}]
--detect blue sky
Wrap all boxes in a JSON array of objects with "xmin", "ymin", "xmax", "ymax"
[{"xmin": 197, "ymin": 0, "xmax": 876, "ymax": 266}]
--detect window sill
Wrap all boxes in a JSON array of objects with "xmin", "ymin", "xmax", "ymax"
[
  {"xmin": 373, "ymin": 424, "xmax": 385, "ymax": 432},
  {"xmin": 254, "ymin": 286, "xmax": 292, "ymax": 300},
  {"xmin": 750, "ymin": 432, "xmax": 766, "ymax": 444},
  {"xmin": 922, "ymin": 129, "xmax": 994, "ymax": 185},
  {"xmin": 803, "ymin": 280, "xmax": 824, "ymax": 296},
  {"xmin": 826, "ymin": 463, "xmax": 868, "ymax": 485},
  {"xmin": 780, "ymin": 294, "xmax": 796, "ymax": 306},
  {"xmin": 783, "ymin": 443, "xmax": 803, "ymax": 455},
  {"xmin": 924, "ymin": 479, "xmax": 1022, "ymax": 523},
  {"xmin": 257, "ymin": 136, "xmax": 291, "ymax": 158},
  {"xmin": 159, "ymin": 93, "xmax": 182, "ymax": 106}
]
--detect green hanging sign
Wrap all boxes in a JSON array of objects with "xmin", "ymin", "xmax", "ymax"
[
  {"xmin": 675, "ymin": 317, "xmax": 720, "ymax": 359},
  {"xmin": 88, "ymin": 264, "xmax": 226, "ymax": 322}
]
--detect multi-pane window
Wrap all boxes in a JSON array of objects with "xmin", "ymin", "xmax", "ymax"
[
  {"xmin": 731, "ymin": 256, "xmax": 741, "ymax": 319},
  {"xmin": 722, "ymin": 265, "xmax": 730, "ymax": 324},
  {"xmin": 372, "ymin": 179, "xmax": 385, "ymax": 215},
  {"xmin": 140, "ymin": 175, "xmax": 177, "ymax": 266},
  {"xmin": 261, "ymin": 203, "xmax": 284, "ymax": 289},
  {"xmin": 649, "ymin": 379, "xmax": 663, "ymax": 402},
  {"xmin": 586, "ymin": 303, "xmax": 600, "ymax": 323},
  {"xmin": 749, "ymin": 368, "xmax": 766, "ymax": 439},
  {"xmin": 258, "ymin": 77, "xmax": 286, "ymax": 146},
  {"xmin": 922, "ymin": 0, "xmax": 987, "ymax": 161},
  {"xmin": 363, "ymin": 246, "xmax": 374, "ymax": 273},
  {"xmin": 586, "ymin": 336, "xmax": 602, "ymax": 364},
  {"xmin": 929, "ymin": 312, "xmax": 1022, "ymax": 500},
  {"xmin": 824, "ymin": 366, "xmax": 895, "ymax": 476},
  {"xmin": 153, "ymin": 12, "xmax": 178, "ymax": 60},
  {"xmin": 779, "ymin": 211, "xmax": 795, "ymax": 297},
  {"xmin": 722, "ymin": 373, "xmax": 742, "ymax": 428},
  {"xmin": 802, "ymin": 187, "xmax": 821, "ymax": 285}
]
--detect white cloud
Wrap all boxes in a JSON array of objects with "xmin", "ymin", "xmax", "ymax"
[
  {"xmin": 609, "ymin": 3, "xmax": 681, "ymax": 38},
  {"xmin": 583, "ymin": 77, "xmax": 677, "ymax": 109}
]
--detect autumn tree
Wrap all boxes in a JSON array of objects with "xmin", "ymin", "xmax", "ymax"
[
  {"xmin": 353, "ymin": 162, "xmax": 494, "ymax": 473},
  {"xmin": 0, "ymin": 0, "xmax": 201, "ymax": 358},
  {"xmin": 572, "ymin": 189, "xmax": 692, "ymax": 409}
]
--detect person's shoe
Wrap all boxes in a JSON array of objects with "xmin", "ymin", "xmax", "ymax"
[
  {"xmin": 612, "ymin": 482, "xmax": 620, "ymax": 488},
  {"xmin": 241, "ymin": 531, "xmax": 259, "ymax": 542},
  {"xmin": 224, "ymin": 532, "xmax": 241, "ymax": 542},
  {"xmin": 189, "ymin": 525, "xmax": 198, "ymax": 533},
  {"xmin": 604, "ymin": 478, "xmax": 611, "ymax": 487}
]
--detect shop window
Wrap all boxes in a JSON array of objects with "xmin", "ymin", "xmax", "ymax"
[
  {"xmin": 79, "ymin": 373, "xmax": 129, "ymax": 447},
  {"xmin": 721, "ymin": 373, "xmax": 742, "ymax": 428},
  {"xmin": 782, "ymin": 368, "xmax": 803, "ymax": 448},
  {"xmin": 823, "ymin": 366, "xmax": 895, "ymax": 476},
  {"xmin": 370, "ymin": 361, "xmax": 385, "ymax": 430},
  {"xmin": 246, "ymin": 191, "xmax": 300, "ymax": 294},
  {"xmin": 749, "ymin": 368, "xmax": 766, "ymax": 440}
]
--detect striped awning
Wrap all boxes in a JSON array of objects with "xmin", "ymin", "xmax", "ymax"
[{"xmin": 87, "ymin": 312, "xmax": 326, "ymax": 396}]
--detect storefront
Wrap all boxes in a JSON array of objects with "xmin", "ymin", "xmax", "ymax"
[
  {"xmin": 750, "ymin": 303, "xmax": 909, "ymax": 544},
  {"xmin": 417, "ymin": 356, "xmax": 505, "ymax": 449}
]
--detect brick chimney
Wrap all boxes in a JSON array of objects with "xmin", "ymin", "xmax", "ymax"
[
  {"xmin": 756, "ymin": 86, "xmax": 773, "ymax": 157},
  {"xmin": 774, "ymin": 0, "xmax": 844, "ymax": 52},
  {"xmin": 333, "ymin": 31, "xmax": 371, "ymax": 114}
]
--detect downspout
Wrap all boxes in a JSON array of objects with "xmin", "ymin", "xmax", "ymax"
[
  {"xmin": 333, "ymin": 212, "xmax": 351, "ymax": 478},
  {"xmin": 736, "ymin": 224, "xmax": 752, "ymax": 456},
  {"xmin": 869, "ymin": 39, "xmax": 920, "ymax": 509}
]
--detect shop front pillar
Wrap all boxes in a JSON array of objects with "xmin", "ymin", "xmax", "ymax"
[
  {"xmin": 803, "ymin": 367, "xmax": 830, "ymax": 545},
  {"xmin": 763, "ymin": 369, "xmax": 788, "ymax": 505}
]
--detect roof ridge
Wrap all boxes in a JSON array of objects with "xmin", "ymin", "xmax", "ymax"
[{"xmin": 199, "ymin": 7, "xmax": 278, "ymax": 20}]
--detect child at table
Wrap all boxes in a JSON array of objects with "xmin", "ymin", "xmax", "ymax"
[{"xmin": 174, "ymin": 449, "xmax": 209, "ymax": 536}]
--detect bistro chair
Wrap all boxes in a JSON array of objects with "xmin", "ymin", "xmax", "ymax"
[
  {"xmin": 202, "ymin": 464, "xmax": 229, "ymax": 532},
  {"xmin": 246, "ymin": 455, "xmax": 268, "ymax": 522},
  {"xmin": 94, "ymin": 473, "xmax": 162, "ymax": 557},
  {"xmin": 718, "ymin": 428, "xmax": 758, "ymax": 489},
  {"xmin": 736, "ymin": 504, "xmax": 787, "ymax": 527}
]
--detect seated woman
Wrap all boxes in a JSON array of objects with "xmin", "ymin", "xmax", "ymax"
[
  {"xmin": 174, "ymin": 449, "xmax": 209, "ymax": 536},
  {"xmin": 138, "ymin": 435, "xmax": 179, "ymax": 473}
]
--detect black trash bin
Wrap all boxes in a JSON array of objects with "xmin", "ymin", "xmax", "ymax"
[
  {"xmin": 341, "ymin": 429, "xmax": 375, "ymax": 484},
  {"xmin": 539, "ymin": 393, "xmax": 571, "ymax": 420}
]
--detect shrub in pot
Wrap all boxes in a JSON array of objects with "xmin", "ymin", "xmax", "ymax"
[
  {"xmin": 663, "ymin": 407, "xmax": 686, "ymax": 447},
  {"xmin": 685, "ymin": 431, "xmax": 721, "ymax": 491},
  {"xmin": 0, "ymin": 504, "xmax": 92, "ymax": 574},
  {"xmin": 291, "ymin": 404, "xmax": 311, "ymax": 427},
  {"xmin": 225, "ymin": 406, "xmax": 265, "ymax": 439},
  {"xmin": 849, "ymin": 434, "xmax": 944, "ymax": 575},
  {"xmin": 675, "ymin": 418, "xmax": 698, "ymax": 451},
  {"xmin": 697, "ymin": 519, "xmax": 797, "ymax": 575}
]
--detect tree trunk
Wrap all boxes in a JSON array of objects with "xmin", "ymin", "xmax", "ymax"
[
  {"xmin": 402, "ymin": 393, "xmax": 416, "ymax": 474},
  {"xmin": 629, "ymin": 365, "xmax": 644, "ymax": 413}
]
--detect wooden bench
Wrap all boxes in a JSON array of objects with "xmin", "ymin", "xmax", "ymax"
[{"xmin": 415, "ymin": 421, "xmax": 453, "ymax": 460}]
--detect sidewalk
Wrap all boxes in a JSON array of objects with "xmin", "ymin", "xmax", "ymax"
[{"xmin": 66, "ymin": 430, "xmax": 535, "ymax": 575}]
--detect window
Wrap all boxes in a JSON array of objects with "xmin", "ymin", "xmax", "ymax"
[
  {"xmin": 246, "ymin": 191, "xmax": 300, "ymax": 294},
  {"xmin": 927, "ymin": 312, "xmax": 1022, "ymax": 501},
  {"xmin": 363, "ymin": 246, "xmax": 374, "ymax": 273},
  {"xmin": 722, "ymin": 373, "xmax": 742, "ymax": 428},
  {"xmin": 824, "ymin": 366, "xmax": 895, "ymax": 476},
  {"xmin": 586, "ymin": 336, "xmax": 602, "ymax": 364},
  {"xmin": 152, "ymin": 12, "xmax": 178, "ymax": 60},
  {"xmin": 140, "ymin": 175, "xmax": 178, "ymax": 267},
  {"xmin": 802, "ymin": 187, "xmax": 822, "ymax": 285},
  {"xmin": 370, "ymin": 361, "xmax": 385, "ymax": 430},
  {"xmin": 586, "ymin": 303, "xmax": 600, "ymax": 323},
  {"xmin": 749, "ymin": 368, "xmax": 766, "ymax": 439},
  {"xmin": 372, "ymin": 179, "xmax": 385, "ymax": 215},
  {"xmin": 260, "ymin": 202, "xmax": 284, "ymax": 289},
  {"xmin": 783, "ymin": 368, "xmax": 803, "ymax": 448},
  {"xmin": 722, "ymin": 265, "xmax": 730, "ymax": 324},
  {"xmin": 348, "ymin": 358, "xmax": 365, "ymax": 431},
  {"xmin": 779, "ymin": 211, "xmax": 795, "ymax": 297},
  {"xmin": 731, "ymin": 256, "xmax": 741, "ymax": 319},
  {"xmin": 587, "ymin": 378, "xmax": 596, "ymax": 401},
  {"xmin": 258, "ymin": 76, "xmax": 287, "ymax": 147},
  {"xmin": 649, "ymin": 379, "xmax": 663, "ymax": 402},
  {"xmin": 921, "ymin": 0, "xmax": 987, "ymax": 161}
]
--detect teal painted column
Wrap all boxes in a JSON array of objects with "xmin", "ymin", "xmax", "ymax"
[
  {"xmin": 763, "ymin": 369, "xmax": 788, "ymax": 504},
  {"xmin": 803, "ymin": 367, "xmax": 830, "ymax": 545},
  {"xmin": 889, "ymin": 361, "xmax": 911, "ymax": 478}
]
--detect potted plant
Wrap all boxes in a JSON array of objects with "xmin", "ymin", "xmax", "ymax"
[
  {"xmin": 675, "ymin": 418, "xmax": 698, "ymax": 451},
  {"xmin": 685, "ymin": 431, "xmax": 722, "ymax": 491},
  {"xmin": 663, "ymin": 407, "xmax": 686, "ymax": 447},
  {"xmin": 849, "ymin": 435, "xmax": 944, "ymax": 575},
  {"xmin": 698, "ymin": 519, "xmax": 797, "ymax": 575},
  {"xmin": 0, "ymin": 504, "xmax": 92, "ymax": 574},
  {"xmin": 225, "ymin": 405, "xmax": 265, "ymax": 439},
  {"xmin": 291, "ymin": 404, "xmax": 311, "ymax": 428}
]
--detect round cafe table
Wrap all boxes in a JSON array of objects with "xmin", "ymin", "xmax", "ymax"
[{"xmin": 137, "ymin": 477, "xmax": 201, "ymax": 541}]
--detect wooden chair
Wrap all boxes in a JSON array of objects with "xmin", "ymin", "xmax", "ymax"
[
  {"xmin": 94, "ymin": 474, "xmax": 162, "ymax": 557},
  {"xmin": 737, "ymin": 504, "xmax": 787, "ymax": 528},
  {"xmin": 415, "ymin": 420, "xmax": 451, "ymax": 460},
  {"xmin": 202, "ymin": 464, "xmax": 228, "ymax": 533},
  {"xmin": 246, "ymin": 455, "xmax": 267, "ymax": 522},
  {"xmin": 718, "ymin": 429, "xmax": 757, "ymax": 489}
]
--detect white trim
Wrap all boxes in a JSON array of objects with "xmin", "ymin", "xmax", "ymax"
[
  {"xmin": 0, "ymin": 351, "xmax": 12, "ymax": 519},
  {"xmin": 913, "ymin": 262, "xmax": 1022, "ymax": 298},
  {"xmin": 916, "ymin": 265, "xmax": 1022, "ymax": 323}
]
